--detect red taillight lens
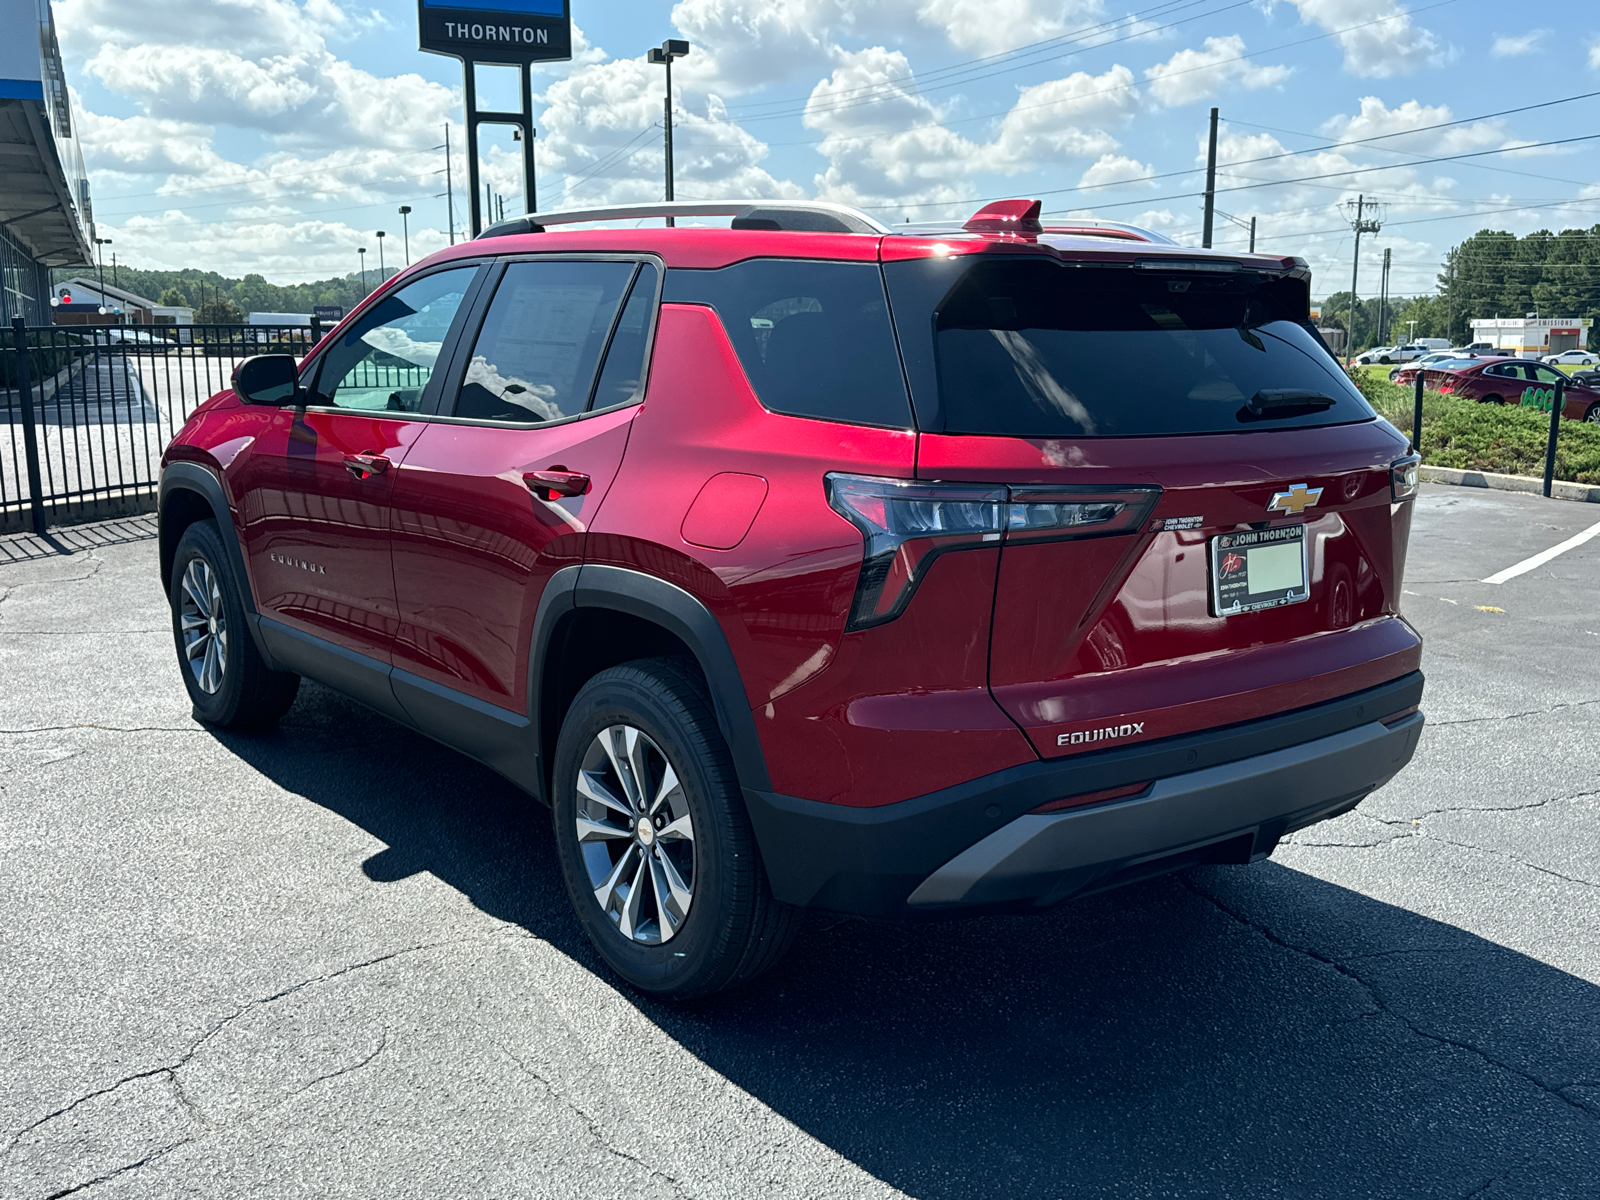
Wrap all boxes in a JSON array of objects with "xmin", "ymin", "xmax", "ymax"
[
  {"xmin": 825, "ymin": 473, "xmax": 1160, "ymax": 630},
  {"xmin": 1031, "ymin": 781, "xmax": 1152, "ymax": 813}
]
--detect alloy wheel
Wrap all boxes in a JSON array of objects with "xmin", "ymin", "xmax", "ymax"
[
  {"xmin": 178, "ymin": 558, "xmax": 228, "ymax": 695},
  {"xmin": 575, "ymin": 724, "xmax": 695, "ymax": 944}
]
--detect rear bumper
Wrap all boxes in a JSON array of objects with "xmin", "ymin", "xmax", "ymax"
[{"xmin": 744, "ymin": 671, "xmax": 1424, "ymax": 917}]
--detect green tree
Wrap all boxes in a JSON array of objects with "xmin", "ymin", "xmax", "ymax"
[
  {"xmin": 157, "ymin": 286, "xmax": 190, "ymax": 307},
  {"xmin": 194, "ymin": 295, "xmax": 244, "ymax": 324}
]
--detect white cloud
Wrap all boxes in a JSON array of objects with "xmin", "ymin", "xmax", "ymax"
[
  {"xmin": 915, "ymin": 0, "xmax": 1107, "ymax": 56},
  {"xmin": 1078, "ymin": 154, "xmax": 1154, "ymax": 189},
  {"xmin": 1285, "ymin": 0, "xmax": 1442, "ymax": 78},
  {"xmin": 1588, "ymin": 39, "xmax": 1600, "ymax": 69},
  {"xmin": 983, "ymin": 65, "xmax": 1137, "ymax": 172},
  {"xmin": 1490, "ymin": 30, "xmax": 1545, "ymax": 57},
  {"xmin": 1144, "ymin": 35, "xmax": 1290, "ymax": 106}
]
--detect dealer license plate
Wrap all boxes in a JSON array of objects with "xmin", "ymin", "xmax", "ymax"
[{"xmin": 1210, "ymin": 524, "xmax": 1309, "ymax": 616}]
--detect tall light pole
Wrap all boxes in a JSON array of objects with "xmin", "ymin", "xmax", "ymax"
[
  {"xmin": 94, "ymin": 236, "xmax": 111, "ymax": 315},
  {"xmin": 358, "ymin": 246, "xmax": 367, "ymax": 295},
  {"xmin": 647, "ymin": 39, "xmax": 690, "ymax": 226},
  {"xmin": 1341, "ymin": 195, "xmax": 1383, "ymax": 363},
  {"xmin": 376, "ymin": 231, "xmax": 386, "ymax": 283},
  {"xmin": 398, "ymin": 206, "xmax": 412, "ymax": 265}
]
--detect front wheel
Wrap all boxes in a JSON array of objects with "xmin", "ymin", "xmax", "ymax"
[
  {"xmin": 1482, "ymin": 393, "xmax": 1506, "ymax": 406},
  {"xmin": 170, "ymin": 520, "xmax": 300, "ymax": 727},
  {"xmin": 551, "ymin": 659, "xmax": 798, "ymax": 1000}
]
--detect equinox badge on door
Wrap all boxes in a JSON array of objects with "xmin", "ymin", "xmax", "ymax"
[{"xmin": 1267, "ymin": 483, "xmax": 1324, "ymax": 515}]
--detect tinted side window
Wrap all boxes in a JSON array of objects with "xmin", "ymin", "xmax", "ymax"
[
  {"xmin": 663, "ymin": 259, "xmax": 912, "ymax": 428},
  {"xmin": 311, "ymin": 267, "xmax": 477, "ymax": 411},
  {"xmin": 454, "ymin": 260, "xmax": 635, "ymax": 423},
  {"xmin": 590, "ymin": 263, "xmax": 659, "ymax": 410}
]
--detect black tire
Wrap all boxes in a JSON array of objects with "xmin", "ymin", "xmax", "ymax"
[
  {"xmin": 169, "ymin": 520, "xmax": 299, "ymax": 728},
  {"xmin": 1378, "ymin": 356, "xmax": 1392, "ymax": 364},
  {"xmin": 1482, "ymin": 394, "xmax": 1505, "ymax": 406},
  {"xmin": 551, "ymin": 658, "xmax": 799, "ymax": 1000}
]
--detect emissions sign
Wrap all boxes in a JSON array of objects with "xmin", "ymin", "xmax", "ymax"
[{"xmin": 417, "ymin": 0, "xmax": 571, "ymax": 63}]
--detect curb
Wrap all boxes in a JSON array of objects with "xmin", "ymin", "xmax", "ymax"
[{"xmin": 1419, "ymin": 464, "xmax": 1600, "ymax": 504}]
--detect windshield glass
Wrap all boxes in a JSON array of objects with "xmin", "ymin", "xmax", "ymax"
[{"xmin": 883, "ymin": 257, "xmax": 1374, "ymax": 437}]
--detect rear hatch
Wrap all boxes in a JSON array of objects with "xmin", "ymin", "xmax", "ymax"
[{"xmin": 884, "ymin": 247, "xmax": 1421, "ymax": 759}]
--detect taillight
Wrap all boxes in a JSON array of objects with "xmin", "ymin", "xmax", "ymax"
[{"xmin": 825, "ymin": 473, "xmax": 1159, "ymax": 630}]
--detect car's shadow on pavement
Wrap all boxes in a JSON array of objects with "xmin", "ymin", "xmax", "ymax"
[{"xmin": 215, "ymin": 681, "xmax": 1600, "ymax": 1199}]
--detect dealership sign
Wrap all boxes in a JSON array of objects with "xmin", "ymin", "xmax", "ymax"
[{"xmin": 417, "ymin": 0, "xmax": 571, "ymax": 62}]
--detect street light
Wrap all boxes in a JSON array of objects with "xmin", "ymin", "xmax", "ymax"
[
  {"xmin": 647, "ymin": 39, "xmax": 690, "ymax": 226},
  {"xmin": 398, "ymin": 206, "xmax": 412, "ymax": 265},
  {"xmin": 376, "ymin": 231, "xmax": 386, "ymax": 283},
  {"xmin": 358, "ymin": 246, "xmax": 367, "ymax": 295},
  {"xmin": 94, "ymin": 236, "xmax": 112, "ymax": 319}
]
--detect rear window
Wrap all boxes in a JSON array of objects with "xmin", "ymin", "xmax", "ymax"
[
  {"xmin": 883, "ymin": 257, "xmax": 1374, "ymax": 436},
  {"xmin": 663, "ymin": 259, "xmax": 912, "ymax": 428}
]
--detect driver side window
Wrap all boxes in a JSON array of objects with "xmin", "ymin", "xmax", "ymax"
[{"xmin": 310, "ymin": 267, "xmax": 478, "ymax": 411}]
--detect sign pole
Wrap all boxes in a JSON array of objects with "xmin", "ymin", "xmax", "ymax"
[
  {"xmin": 522, "ymin": 62, "xmax": 537, "ymax": 213},
  {"xmin": 465, "ymin": 62, "xmax": 482, "ymax": 237}
]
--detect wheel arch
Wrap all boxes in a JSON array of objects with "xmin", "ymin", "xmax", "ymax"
[{"xmin": 531, "ymin": 564, "xmax": 771, "ymax": 802}]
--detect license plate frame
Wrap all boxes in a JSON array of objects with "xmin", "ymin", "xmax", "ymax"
[{"xmin": 1210, "ymin": 524, "xmax": 1310, "ymax": 616}]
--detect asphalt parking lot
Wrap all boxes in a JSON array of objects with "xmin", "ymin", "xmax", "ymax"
[{"xmin": 2, "ymin": 484, "xmax": 1597, "ymax": 1199}]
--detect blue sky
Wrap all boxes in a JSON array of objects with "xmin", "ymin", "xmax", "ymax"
[{"xmin": 54, "ymin": 0, "xmax": 1600, "ymax": 301}]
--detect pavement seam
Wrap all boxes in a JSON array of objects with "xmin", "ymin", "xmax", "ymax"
[
  {"xmin": 1180, "ymin": 877, "xmax": 1600, "ymax": 1126},
  {"xmin": 1428, "ymin": 698, "xmax": 1600, "ymax": 727}
]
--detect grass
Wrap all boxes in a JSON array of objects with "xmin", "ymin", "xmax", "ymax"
[{"xmin": 1352, "ymin": 372, "xmax": 1600, "ymax": 485}]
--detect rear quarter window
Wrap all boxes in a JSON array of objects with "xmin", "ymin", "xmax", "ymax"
[
  {"xmin": 662, "ymin": 259, "xmax": 913, "ymax": 429},
  {"xmin": 884, "ymin": 256, "xmax": 1375, "ymax": 437}
]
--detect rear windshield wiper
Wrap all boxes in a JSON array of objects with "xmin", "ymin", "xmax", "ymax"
[{"xmin": 1242, "ymin": 389, "xmax": 1337, "ymax": 419}]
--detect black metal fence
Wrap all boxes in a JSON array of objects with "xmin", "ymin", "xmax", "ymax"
[{"xmin": 2, "ymin": 318, "xmax": 320, "ymax": 533}]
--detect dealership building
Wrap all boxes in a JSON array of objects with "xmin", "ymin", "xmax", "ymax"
[
  {"xmin": 0, "ymin": 0, "xmax": 93, "ymax": 323},
  {"xmin": 1469, "ymin": 316, "xmax": 1592, "ymax": 358}
]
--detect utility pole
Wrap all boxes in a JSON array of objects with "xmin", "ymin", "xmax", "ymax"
[
  {"xmin": 441, "ymin": 125, "xmax": 455, "ymax": 245},
  {"xmin": 648, "ymin": 40, "xmax": 690, "ymax": 226},
  {"xmin": 1248, "ymin": 216, "xmax": 1256, "ymax": 253},
  {"xmin": 1378, "ymin": 247, "xmax": 1391, "ymax": 345},
  {"xmin": 398, "ymin": 205, "xmax": 412, "ymax": 265},
  {"xmin": 358, "ymin": 246, "xmax": 367, "ymax": 295},
  {"xmin": 94, "ymin": 236, "xmax": 110, "ymax": 314},
  {"xmin": 1342, "ymin": 195, "xmax": 1384, "ymax": 362},
  {"xmin": 1201, "ymin": 107, "xmax": 1219, "ymax": 249},
  {"xmin": 112, "ymin": 251, "xmax": 118, "ymax": 289}
]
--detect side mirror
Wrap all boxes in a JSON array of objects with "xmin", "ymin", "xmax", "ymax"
[{"xmin": 233, "ymin": 354, "xmax": 302, "ymax": 405}]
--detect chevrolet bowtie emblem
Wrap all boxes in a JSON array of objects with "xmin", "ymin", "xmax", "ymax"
[{"xmin": 1267, "ymin": 483, "xmax": 1324, "ymax": 515}]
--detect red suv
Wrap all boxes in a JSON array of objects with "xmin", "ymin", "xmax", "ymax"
[
  {"xmin": 1395, "ymin": 356, "xmax": 1600, "ymax": 421},
  {"xmin": 158, "ymin": 198, "xmax": 1425, "ymax": 998}
]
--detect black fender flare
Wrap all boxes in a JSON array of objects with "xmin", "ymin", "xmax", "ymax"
[
  {"xmin": 159, "ymin": 462, "xmax": 275, "ymax": 665},
  {"xmin": 529, "ymin": 563, "xmax": 772, "ymax": 795}
]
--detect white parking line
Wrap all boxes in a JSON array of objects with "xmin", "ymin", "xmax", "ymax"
[{"xmin": 1483, "ymin": 517, "xmax": 1600, "ymax": 584}]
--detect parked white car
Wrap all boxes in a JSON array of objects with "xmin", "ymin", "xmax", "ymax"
[
  {"xmin": 1541, "ymin": 349, "xmax": 1599, "ymax": 366},
  {"xmin": 1388, "ymin": 352, "xmax": 1463, "ymax": 381},
  {"xmin": 1359, "ymin": 343, "xmax": 1428, "ymax": 365}
]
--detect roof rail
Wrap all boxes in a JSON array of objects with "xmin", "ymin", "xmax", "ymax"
[{"xmin": 476, "ymin": 200, "xmax": 892, "ymax": 239}]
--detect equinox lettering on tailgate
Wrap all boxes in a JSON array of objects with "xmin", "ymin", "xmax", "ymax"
[{"xmin": 1058, "ymin": 722, "xmax": 1145, "ymax": 747}]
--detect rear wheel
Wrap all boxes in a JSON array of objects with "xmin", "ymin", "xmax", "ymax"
[
  {"xmin": 1482, "ymin": 393, "xmax": 1506, "ymax": 406},
  {"xmin": 551, "ymin": 658, "xmax": 798, "ymax": 999},
  {"xmin": 170, "ymin": 520, "xmax": 299, "ymax": 727},
  {"xmin": 1585, "ymin": 405, "xmax": 1600, "ymax": 425},
  {"xmin": 1378, "ymin": 355, "xmax": 1392, "ymax": 364}
]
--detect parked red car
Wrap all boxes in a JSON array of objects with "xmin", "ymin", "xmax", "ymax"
[
  {"xmin": 158, "ymin": 198, "xmax": 1424, "ymax": 998},
  {"xmin": 1395, "ymin": 356, "xmax": 1600, "ymax": 422}
]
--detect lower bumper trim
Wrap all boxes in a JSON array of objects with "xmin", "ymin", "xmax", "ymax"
[{"xmin": 907, "ymin": 711, "xmax": 1423, "ymax": 908}]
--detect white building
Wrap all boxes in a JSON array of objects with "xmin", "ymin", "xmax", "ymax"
[{"xmin": 1468, "ymin": 316, "xmax": 1591, "ymax": 358}]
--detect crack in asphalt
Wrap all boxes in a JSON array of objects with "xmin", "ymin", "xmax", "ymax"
[
  {"xmin": 1181, "ymin": 878, "xmax": 1599, "ymax": 1127},
  {"xmin": 2, "ymin": 937, "xmax": 495, "ymax": 1196},
  {"xmin": 1284, "ymin": 792, "xmax": 1597, "ymax": 851},
  {"xmin": 1428, "ymin": 698, "xmax": 1600, "ymax": 727},
  {"xmin": 490, "ymin": 1037, "xmax": 693, "ymax": 1199},
  {"xmin": 0, "ymin": 724, "xmax": 205, "ymax": 735}
]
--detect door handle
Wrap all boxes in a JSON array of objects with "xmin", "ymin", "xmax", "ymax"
[
  {"xmin": 343, "ymin": 452, "xmax": 391, "ymax": 480},
  {"xmin": 524, "ymin": 469, "xmax": 590, "ymax": 499}
]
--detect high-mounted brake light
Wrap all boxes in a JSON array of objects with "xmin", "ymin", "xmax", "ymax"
[{"xmin": 825, "ymin": 473, "xmax": 1159, "ymax": 630}]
